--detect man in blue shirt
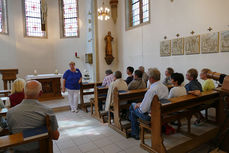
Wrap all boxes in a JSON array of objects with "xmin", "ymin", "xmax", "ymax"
[{"xmin": 129, "ymin": 68, "xmax": 168, "ymax": 140}]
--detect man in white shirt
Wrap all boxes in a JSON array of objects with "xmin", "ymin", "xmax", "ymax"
[
  {"xmin": 129, "ymin": 68, "xmax": 168, "ymax": 139},
  {"xmin": 105, "ymin": 71, "xmax": 128, "ymax": 111}
]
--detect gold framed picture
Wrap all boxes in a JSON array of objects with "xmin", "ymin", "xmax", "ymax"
[
  {"xmin": 171, "ymin": 38, "xmax": 184, "ymax": 55},
  {"xmin": 201, "ymin": 32, "xmax": 219, "ymax": 54},
  {"xmin": 160, "ymin": 40, "xmax": 171, "ymax": 57},
  {"xmin": 220, "ymin": 30, "xmax": 229, "ymax": 52},
  {"xmin": 184, "ymin": 35, "xmax": 200, "ymax": 55}
]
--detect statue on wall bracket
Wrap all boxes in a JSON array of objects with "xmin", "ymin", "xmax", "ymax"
[{"xmin": 104, "ymin": 31, "xmax": 114, "ymax": 65}]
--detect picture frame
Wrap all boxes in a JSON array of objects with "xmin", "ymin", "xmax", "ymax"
[
  {"xmin": 171, "ymin": 38, "xmax": 184, "ymax": 55},
  {"xmin": 220, "ymin": 30, "xmax": 229, "ymax": 52},
  {"xmin": 184, "ymin": 35, "xmax": 200, "ymax": 55},
  {"xmin": 201, "ymin": 32, "xmax": 219, "ymax": 54},
  {"xmin": 160, "ymin": 40, "xmax": 171, "ymax": 57}
]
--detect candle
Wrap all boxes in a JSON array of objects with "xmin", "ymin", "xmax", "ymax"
[
  {"xmin": 55, "ymin": 69, "xmax": 58, "ymax": 74},
  {"xmin": 34, "ymin": 69, "xmax": 37, "ymax": 76}
]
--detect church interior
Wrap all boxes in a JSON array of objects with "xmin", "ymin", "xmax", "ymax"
[{"xmin": 0, "ymin": 0, "xmax": 229, "ymax": 153}]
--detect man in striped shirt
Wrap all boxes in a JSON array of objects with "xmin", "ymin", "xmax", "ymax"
[{"xmin": 102, "ymin": 69, "xmax": 114, "ymax": 87}]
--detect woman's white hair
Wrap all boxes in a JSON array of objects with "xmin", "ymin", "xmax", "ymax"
[
  {"xmin": 24, "ymin": 80, "xmax": 42, "ymax": 98},
  {"xmin": 147, "ymin": 68, "xmax": 161, "ymax": 81}
]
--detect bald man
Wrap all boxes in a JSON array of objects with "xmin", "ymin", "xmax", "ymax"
[{"xmin": 7, "ymin": 80, "xmax": 59, "ymax": 153}]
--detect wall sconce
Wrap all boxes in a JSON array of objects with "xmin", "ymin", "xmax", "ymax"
[
  {"xmin": 164, "ymin": 36, "xmax": 167, "ymax": 40},
  {"xmin": 75, "ymin": 52, "xmax": 80, "ymax": 58},
  {"xmin": 176, "ymin": 33, "xmax": 180, "ymax": 37}
]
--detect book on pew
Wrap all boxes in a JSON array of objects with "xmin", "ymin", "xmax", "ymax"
[
  {"xmin": 22, "ymin": 126, "xmax": 48, "ymax": 141},
  {"xmin": 160, "ymin": 99, "xmax": 171, "ymax": 104},
  {"xmin": 118, "ymin": 90, "xmax": 127, "ymax": 93}
]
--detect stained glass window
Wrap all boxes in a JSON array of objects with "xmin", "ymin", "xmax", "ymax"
[
  {"xmin": 0, "ymin": 0, "xmax": 8, "ymax": 34},
  {"xmin": 60, "ymin": 0, "xmax": 79, "ymax": 37},
  {"xmin": 128, "ymin": 0, "xmax": 149, "ymax": 28},
  {"xmin": 24, "ymin": 0, "xmax": 46, "ymax": 37}
]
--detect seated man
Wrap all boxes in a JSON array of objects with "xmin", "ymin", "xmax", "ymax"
[
  {"xmin": 125, "ymin": 66, "xmax": 134, "ymax": 85},
  {"xmin": 129, "ymin": 68, "xmax": 168, "ymax": 140},
  {"xmin": 128, "ymin": 70, "xmax": 146, "ymax": 90},
  {"xmin": 139, "ymin": 66, "xmax": 148, "ymax": 85},
  {"xmin": 7, "ymin": 80, "xmax": 59, "ymax": 153},
  {"xmin": 105, "ymin": 71, "xmax": 128, "ymax": 111},
  {"xmin": 102, "ymin": 69, "xmax": 114, "ymax": 87}
]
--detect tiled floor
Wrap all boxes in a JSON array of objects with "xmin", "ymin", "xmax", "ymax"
[
  {"xmin": 52, "ymin": 110, "xmax": 146, "ymax": 153},
  {"xmin": 43, "ymin": 96, "xmax": 218, "ymax": 153}
]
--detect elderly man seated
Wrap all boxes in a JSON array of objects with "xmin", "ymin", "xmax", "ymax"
[
  {"xmin": 7, "ymin": 80, "xmax": 59, "ymax": 153},
  {"xmin": 105, "ymin": 71, "xmax": 128, "ymax": 111},
  {"xmin": 129, "ymin": 68, "xmax": 168, "ymax": 140},
  {"xmin": 128, "ymin": 70, "xmax": 146, "ymax": 90}
]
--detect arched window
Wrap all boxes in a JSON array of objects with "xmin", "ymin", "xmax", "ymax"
[
  {"xmin": 0, "ymin": 0, "xmax": 8, "ymax": 34},
  {"xmin": 23, "ymin": 0, "xmax": 47, "ymax": 37},
  {"xmin": 126, "ymin": 0, "xmax": 150, "ymax": 29},
  {"xmin": 59, "ymin": 0, "xmax": 79, "ymax": 38}
]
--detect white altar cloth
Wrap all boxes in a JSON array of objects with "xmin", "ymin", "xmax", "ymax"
[{"xmin": 25, "ymin": 74, "xmax": 63, "ymax": 80}]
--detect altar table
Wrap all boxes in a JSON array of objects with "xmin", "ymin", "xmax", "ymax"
[{"xmin": 26, "ymin": 74, "xmax": 63, "ymax": 101}]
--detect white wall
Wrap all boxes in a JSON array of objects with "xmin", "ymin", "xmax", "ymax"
[
  {"xmin": 116, "ymin": 0, "xmax": 229, "ymax": 82},
  {"xmin": 0, "ymin": 0, "xmax": 93, "ymax": 89}
]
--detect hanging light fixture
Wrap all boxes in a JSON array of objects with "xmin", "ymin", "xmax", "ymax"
[{"xmin": 98, "ymin": 2, "xmax": 110, "ymax": 21}]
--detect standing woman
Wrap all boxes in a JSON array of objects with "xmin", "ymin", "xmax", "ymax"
[{"xmin": 62, "ymin": 61, "xmax": 82, "ymax": 113}]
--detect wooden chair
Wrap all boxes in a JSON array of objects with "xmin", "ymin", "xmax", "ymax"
[
  {"xmin": 0, "ymin": 115, "xmax": 53, "ymax": 153},
  {"xmin": 79, "ymin": 82, "xmax": 102, "ymax": 112},
  {"xmin": 139, "ymin": 91, "xmax": 220, "ymax": 153}
]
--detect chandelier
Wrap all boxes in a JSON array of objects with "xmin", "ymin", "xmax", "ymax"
[{"xmin": 98, "ymin": 2, "xmax": 110, "ymax": 21}]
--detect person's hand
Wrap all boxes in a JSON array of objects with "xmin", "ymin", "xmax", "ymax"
[
  {"xmin": 134, "ymin": 103, "xmax": 141, "ymax": 110},
  {"xmin": 188, "ymin": 90, "xmax": 201, "ymax": 96},
  {"xmin": 62, "ymin": 87, "xmax": 65, "ymax": 93}
]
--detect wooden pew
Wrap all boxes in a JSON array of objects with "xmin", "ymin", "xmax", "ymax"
[
  {"xmin": 0, "ymin": 115, "xmax": 53, "ymax": 153},
  {"xmin": 0, "ymin": 90, "xmax": 11, "ymax": 97},
  {"xmin": 90, "ymin": 85, "xmax": 108, "ymax": 123},
  {"xmin": 0, "ymin": 108, "xmax": 8, "ymax": 117},
  {"xmin": 108, "ymin": 87, "xmax": 147, "ymax": 137},
  {"xmin": 79, "ymin": 82, "xmax": 102, "ymax": 112},
  {"xmin": 139, "ymin": 90, "xmax": 220, "ymax": 153}
]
